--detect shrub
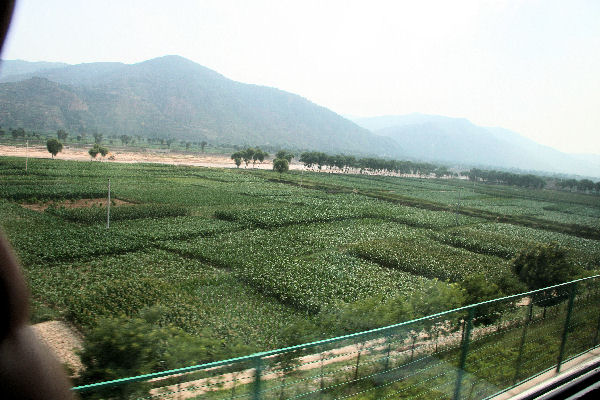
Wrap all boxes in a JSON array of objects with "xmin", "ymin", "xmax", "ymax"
[
  {"xmin": 273, "ymin": 158, "xmax": 289, "ymax": 174},
  {"xmin": 46, "ymin": 138, "xmax": 63, "ymax": 158},
  {"xmin": 512, "ymin": 242, "xmax": 582, "ymax": 307},
  {"xmin": 77, "ymin": 307, "xmax": 230, "ymax": 399}
]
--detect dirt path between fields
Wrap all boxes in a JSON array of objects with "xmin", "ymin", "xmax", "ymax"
[
  {"xmin": 32, "ymin": 320, "xmax": 84, "ymax": 378},
  {"xmin": 21, "ymin": 197, "xmax": 134, "ymax": 211}
]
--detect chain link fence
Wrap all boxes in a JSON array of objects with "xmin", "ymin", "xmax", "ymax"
[{"xmin": 73, "ymin": 275, "xmax": 600, "ymax": 399}]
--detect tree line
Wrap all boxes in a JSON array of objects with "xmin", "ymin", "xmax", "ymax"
[
  {"xmin": 298, "ymin": 151, "xmax": 453, "ymax": 176},
  {"xmin": 467, "ymin": 168, "xmax": 547, "ymax": 189},
  {"xmin": 468, "ymin": 168, "xmax": 599, "ymax": 194},
  {"xmin": 232, "ymin": 148, "xmax": 600, "ymax": 195},
  {"xmin": 230, "ymin": 147, "xmax": 270, "ymax": 168},
  {"xmin": 1, "ymin": 126, "xmax": 211, "ymax": 152},
  {"xmin": 556, "ymin": 178, "xmax": 600, "ymax": 194},
  {"xmin": 230, "ymin": 148, "xmax": 455, "ymax": 177}
]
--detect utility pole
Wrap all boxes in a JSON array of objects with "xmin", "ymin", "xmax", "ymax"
[
  {"xmin": 106, "ymin": 178, "xmax": 111, "ymax": 229},
  {"xmin": 455, "ymin": 189, "xmax": 461, "ymax": 226},
  {"xmin": 25, "ymin": 140, "xmax": 28, "ymax": 172}
]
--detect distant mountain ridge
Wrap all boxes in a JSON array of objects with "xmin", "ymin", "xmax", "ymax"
[
  {"xmin": 353, "ymin": 114, "xmax": 600, "ymax": 178},
  {"xmin": 1, "ymin": 57, "xmax": 597, "ymax": 177},
  {"xmin": 0, "ymin": 56, "xmax": 400, "ymax": 156},
  {"xmin": 0, "ymin": 59, "xmax": 69, "ymax": 78}
]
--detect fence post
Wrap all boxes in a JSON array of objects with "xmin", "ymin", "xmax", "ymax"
[
  {"xmin": 320, "ymin": 353, "xmax": 325, "ymax": 394},
  {"xmin": 453, "ymin": 307, "xmax": 475, "ymax": 400},
  {"xmin": 384, "ymin": 341, "xmax": 391, "ymax": 371},
  {"xmin": 253, "ymin": 356, "xmax": 263, "ymax": 400},
  {"xmin": 593, "ymin": 313, "xmax": 600, "ymax": 346},
  {"xmin": 593, "ymin": 286, "xmax": 600, "ymax": 346},
  {"xmin": 556, "ymin": 283, "xmax": 577, "ymax": 373},
  {"xmin": 514, "ymin": 300, "xmax": 534, "ymax": 383},
  {"xmin": 354, "ymin": 348, "xmax": 362, "ymax": 380},
  {"xmin": 410, "ymin": 334, "xmax": 417, "ymax": 362}
]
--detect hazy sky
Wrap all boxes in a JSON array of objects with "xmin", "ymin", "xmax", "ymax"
[{"xmin": 2, "ymin": 0, "xmax": 600, "ymax": 154}]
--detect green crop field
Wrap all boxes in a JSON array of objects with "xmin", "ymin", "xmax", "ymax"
[{"xmin": 1, "ymin": 155, "xmax": 599, "ymax": 358}]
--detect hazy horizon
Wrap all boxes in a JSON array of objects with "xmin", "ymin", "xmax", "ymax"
[{"xmin": 2, "ymin": 0, "xmax": 599, "ymax": 155}]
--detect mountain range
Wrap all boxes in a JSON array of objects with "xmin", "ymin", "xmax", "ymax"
[
  {"xmin": 0, "ymin": 56, "xmax": 399, "ymax": 156},
  {"xmin": 353, "ymin": 114, "xmax": 599, "ymax": 178},
  {"xmin": 0, "ymin": 56, "xmax": 598, "ymax": 178}
]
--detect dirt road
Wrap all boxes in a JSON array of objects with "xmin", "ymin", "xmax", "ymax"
[{"xmin": 0, "ymin": 144, "xmax": 285, "ymax": 169}]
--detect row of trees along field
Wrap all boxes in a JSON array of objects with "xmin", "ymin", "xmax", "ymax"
[
  {"xmin": 3, "ymin": 127, "xmax": 107, "ymax": 144},
  {"xmin": 298, "ymin": 151, "xmax": 452, "ymax": 176},
  {"xmin": 45, "ymin": 139, "xmax": 110, "ymax": 161},
  {"xmin": 230, "ymin": 148, "xmax": 269, "ymax": 168},
  {"xmin": 467, "ymin": 168, "xmax": 547, "ymax": 188},
  {"xmin": 556, "ymin": 178, "xmax": 600, "ymax": 193},
  {"xmin": 230, "ymin": 148, "xmax": 599, "ymax": 193},
  {"xmin": 230, "ymin": 148, "xmax": 452, "ymax": 176},
  {"xmin": 468, "ymin": 167, "xmax": 600, "ymax": 193},
  {"xmin": 1, "ymin": 126, "xmax": 211, "ymax": 151}
]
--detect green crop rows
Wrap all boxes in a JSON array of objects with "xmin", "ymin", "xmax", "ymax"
[{"xmin": 1, "ymin": 156, "xmax": 599, "ymax": 354}]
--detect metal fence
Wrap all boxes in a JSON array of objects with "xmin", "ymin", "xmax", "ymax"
[{"xmin": 73, "ymin": 275, "xmax": 600, "ymax": 399}]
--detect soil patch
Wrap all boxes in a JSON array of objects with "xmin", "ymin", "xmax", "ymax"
[
  {"xmin": 32, "ymin": 320, "xmax": 84, "ymax": 378},
  {"xmin": 21, "ymin": 198, "xmax": 133, "ymax": 212}
]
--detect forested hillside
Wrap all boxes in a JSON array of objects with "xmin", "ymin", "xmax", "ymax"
[{"xmin": 0, "ymin": 56, "xmax": 400, "ymax": 156}]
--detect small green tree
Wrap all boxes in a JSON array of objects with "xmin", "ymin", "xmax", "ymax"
[
  {"xmin": 407, "ymin": 280, "xmax": 466, "ymax": 319},
  {"xmin": 56, "ymin": 129, "xmax": 68, "ymax": 142},
  {"xmin": 77, "ymin": 307, "xmax": 233, "ymax": 399},
  {"xmin": 318, "ymin": 280, "xmax": 465, "ymax": 337},
  {"xmin": 461, "ymin": 274, "xmax": 505, "ymax": 325},
  {"xmin": 275, "ymin": 150, "xmax": 294, "ymax": 163},
  {"xmin": 11, "ymin": 127, "xmax": 26, "ymax": 139},
  {"xmin": 200, "ymin": 140, "xmax": 207, "ymax": 153},
  {"xmin": 98, "ymin": 145, "xmax": 109, "ymax": 159},
  {"xmin": 250, "ymin": 149, "xmax": 268, "ymax": 168},
  {"xmin": 242, "ymin": 148, "xmax": 255, "ymax": 168},
  {"xmin": 512, "ymin": 242, "xmax": 581, "ymax": 309},
  {"xmin": 120, "ymin": 134, "xmax": 131, "ymax": 146},
  {"xmin": 320, "ymin": 295, "xmax": 410, "ymax": 335},
  {"xmin": 513, "ymin": 243, "xmax": 579, "ymax": 290},
  {"xmin": 256, "ymin": 149, "xmax": 268, "ymax": 166},
  {"xmin": 93, "ymin": 132, "xmax": 103, "ymax": 144},
  {"xmin": 46, "ymin": 138, "xmax": 63, "ymax": 158},
  {"xmin": 273, "ymin": 158, "xmax": 289, "ymax": 174},
  {"xmin": 88, "ymin": 145, "xmax": 100, "ymax": 160},
  {"xmin": 231, "ymin": 151, "xmax": 243, "ymax": 168}
]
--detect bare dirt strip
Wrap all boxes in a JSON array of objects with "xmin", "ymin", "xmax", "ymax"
[
  {"xmin": 0, "ymin": 145, "xmax": 277, "ymax": 169},
  {"xmin": 21, "ymin": 198, "xmax": 134, "ymax": 211},
  {"xmin": 0, "ymin": 144, "xmax": 433, "ymax": 177},
  {"xmin": 32, "ymin": 320, "xmax": 84, "ymax": 378}
]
